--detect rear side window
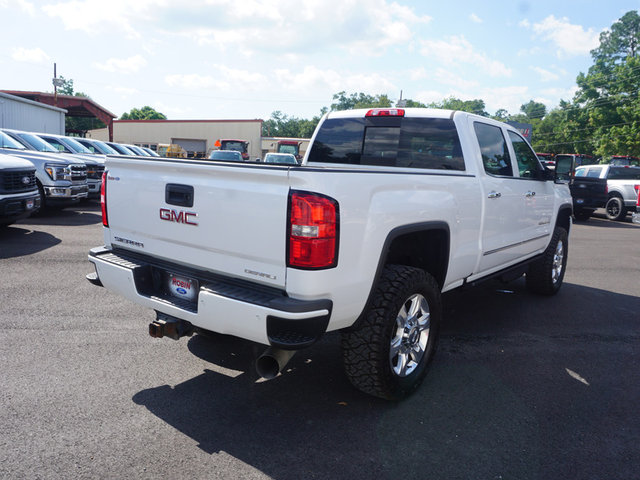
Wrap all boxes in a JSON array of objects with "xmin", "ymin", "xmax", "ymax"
[
  {"xmin": 586, "ymin": 168, "xmax": 602, "ymax": 178},
  {"xmin": 474, "ymin": 122, "xmax": 513, "ymax": 176},
  {"xmin": 608, "ymin": 167, "xmax": 640, "ymax": 180},
  {"xmin": 308, "ymin": 117, "xmax": 464, "ymax": 170}
]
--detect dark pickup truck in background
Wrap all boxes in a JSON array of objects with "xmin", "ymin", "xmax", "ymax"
[
  {"xmin": 569, "ymin": 173, "xmax": 608, "ymax": 221},
  {"xmin": 555, "ymin": 154, "xmax": 608, "ymax": 221}
]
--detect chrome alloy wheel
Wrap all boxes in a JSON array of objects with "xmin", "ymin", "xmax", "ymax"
[
  {"xmin": 552, "ymin": 239, "xmax": 565, "ymax": 284},
  {"xmin": 389, "ymin": 293, "xmax": 430, "ymax": 377}
]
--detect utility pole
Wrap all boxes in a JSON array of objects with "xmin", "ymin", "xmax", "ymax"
[{"xmin": 52, "ymin": 63, "xmax": 64, "ymax": 106}]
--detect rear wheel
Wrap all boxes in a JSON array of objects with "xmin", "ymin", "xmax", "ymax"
[
  {"xmin": 605, "ymin": 196, "xmax": 627, "ymax": 221},
  {"xmin": 342, "ymin": 265, "xmax": 441, "ymax": 400},
  {"xmin": 526, "ymin": 226, "xmax": 568, "ymax": 296}
]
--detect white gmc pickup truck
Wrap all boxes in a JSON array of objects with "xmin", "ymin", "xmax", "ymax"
[{"xmin": 87, "ymin": 108, "xmax": 573, "ymax": 400}]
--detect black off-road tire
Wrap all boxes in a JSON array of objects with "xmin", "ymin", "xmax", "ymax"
[
  {"xmin": 605, "ymin": 195, "xmax": 627, "ymax": 221},
  {"xmin": 526, "ymin": 226, "xmax": 568, "ymax": 296},
  {"xmin": 341, "ymin": 265, "xmax": 441, "ymax": 401}
]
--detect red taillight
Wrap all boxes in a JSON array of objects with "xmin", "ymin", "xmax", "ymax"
[
  {"xmin": 635, "ymin": 185, "xmax": 640, "ymax": 207},
  {"xmin": 288, "ymin": 191, "xmax": 338, "ymax": 269},
  {"xmin": 365, "ymin": 108, "xmax": 405, "ymax": 117},
  {"xmin": 101, "ymin": 171, "xmax": 108, "ymax": 227}
]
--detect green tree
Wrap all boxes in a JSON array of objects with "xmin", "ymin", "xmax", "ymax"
[
  {"xmin": 519, "ymin": 100, "xmax": 547, "ymax": 120},
  {"xmin": 573, "ymin": 10, "xmax": 640, "ymax": 157},
  {"xmin": 427, "ymin": 97, "xmax": 489, "ymax": 116},
  {"xmin": 330, "ymin": 91, "xmax": 393, "ymax": 111},
  {"xmin": 591, "ymin": 10, "xmax": 640, "ymax": 67},
  {"xmin": 120, "ymin": 106, "xmax": 167, "ymax": 120},
  {"xmin": 54, "ymin": 76, "xmax": 106, "ymax": 134},
  {"xmin": 262, "ymin": 109, "xmax": 324, "ymax": 138},
  {"xmin": 401, "ymin": 99, "xmax": 427, "ymax": 107}
]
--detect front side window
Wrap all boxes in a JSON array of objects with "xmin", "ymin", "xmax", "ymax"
[
  {"xmin": 308, "ymin": 117, "xmax": 464, "ymax": 170},
  {"xmin": 508, "ymin": 131, "xmax": 543, "ymax": 179},
  {"xmin": 40, "ymin": 137, "xmax": 70, "ymax": 153},
  {"xmin": 474, "ymin": 122, "xmax": 513, "ymax": 176}
]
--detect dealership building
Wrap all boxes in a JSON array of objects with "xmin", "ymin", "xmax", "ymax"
[{"xmin": 89, "ymin": 119, "xmax": 263, "ymax": 159}]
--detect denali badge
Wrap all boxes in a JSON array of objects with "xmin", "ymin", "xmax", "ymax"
[{"xmin": 159, "ymin": 208, "xmax": 198, "ymax": 226}]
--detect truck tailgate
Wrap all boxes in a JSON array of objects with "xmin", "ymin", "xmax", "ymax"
[{"xmin": 104, "ymin": 158, "xmax": 290, "ymax": 288}]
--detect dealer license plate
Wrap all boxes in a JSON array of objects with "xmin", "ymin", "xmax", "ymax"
[
  {"xmin": 167, "ymin": 273, "xmax": 198, "ymax": 302},
  {"xmin": 26, "ymin": 199, "xmax": 35, "ymax": 210}
]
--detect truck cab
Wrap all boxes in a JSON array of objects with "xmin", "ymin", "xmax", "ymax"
[{"xmin": 217, "ymin": 139, "xmax": 249, "ymax": 161}]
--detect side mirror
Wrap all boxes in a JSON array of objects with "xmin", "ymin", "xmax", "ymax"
[{"xmin": 554, "ymin": 156, "xmax": 572, "ymax": 183}]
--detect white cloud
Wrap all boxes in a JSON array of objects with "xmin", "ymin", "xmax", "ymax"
[
  {"xmin": 480, "ymin": 85, "xmax": 530, "ymax": 114},
  {"xmin": 42, "ymin": 0, "xmax": 162, "ymax": 37},
  {"xmin": 275, "ymin": 65, "xmax": 396, "ymax": 95},
  {"xmin": 528, "ymin": 15, "xmax": 601, "ymax": 57},
  {"xmin": 1, "ymin": 0, "xmax": 35, "ymax": 14},
  {"xmin": 434, "ymin": 68, "xmax": 479, "ymax": 90},
  {"xmin": 94, "ymin": 55, "xmax": 148, "ymax": 73},
  {"xmin": 165, "ymin": 66, "xmax": 267, "ymax": 91},
  {"xmin": 43, "ymin": 0, "xmax": 429, "ymax": 57},
  {"xmin": 420, "ymin": 35, "xmax": 512, "ymax": 77},
  {"xmin": 11, "ymin": 47, "xmax": 50, "ymax": 63},
  {"xmin": 470, "ymin": 13, "xmax": 483, "ymax": 24},
  {"xmin": 165, "ymin": 74, "xmax": 229, "ymax": 90},
  {"xmin": 107, "ymin": 86, "xmax": 138, "ymax": 96},
  {"xmin": 531, "ymin": 66, "xmax": 560, "ymax": 82}
]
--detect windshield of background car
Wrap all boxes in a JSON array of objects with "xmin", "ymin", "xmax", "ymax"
[
  {"xmin": 222, "ymin": 141, "xmax": 246, "ymax": 152},
  {"xmin": 63, "ymin": 137, "xmax": 93, "ymax": 154},
  {"xmin": 278, "ymin": 144, "xmax": 297, "ymax": 155},
  {"xmin": 92, "ymin": 140, "xmax": 119, "ymax": 154},
  {"xmin": 0, "ymin": 131, "xmax": 26, "ymax": 150},
  {"xmin": 608, "ymin": 167, "xmax": 640, "ymax": 180},
  {"xmin": 15, "ymin": 132, "xmax": 58, "ymax": 152},
  {"xmin": 308, "ymin": 116, "xmax": 464, "ymax": 170},
  {"xmin": 209, "ymin": 151, "xmax": 242, "ymax": 161},
  {"xmin": 265, "ymin": 153, "xmax": 297, "ymax": 164}
]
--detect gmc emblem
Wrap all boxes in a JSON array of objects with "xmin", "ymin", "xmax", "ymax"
[{"xmin": 159, "ymin": 208, "xmax": 198, "ymax": 226}]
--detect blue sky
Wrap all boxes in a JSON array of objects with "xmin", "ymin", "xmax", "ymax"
[{"xmin": 1, "ymin": 1, "xmax": 639, "ymax": 121}]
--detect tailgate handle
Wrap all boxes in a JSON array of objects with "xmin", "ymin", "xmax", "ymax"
[{"xmin": 165, "ymin": 184, "xmax": 194, "ymax": 207}]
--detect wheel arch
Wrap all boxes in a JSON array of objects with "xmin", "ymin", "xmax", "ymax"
[
  {"xmin": 555, "ymin": 205, "xmax": 572, "ymax": 232},
  {"xmin": 347, "ymin": 221, "xmax": 450, "ymax": 331}
]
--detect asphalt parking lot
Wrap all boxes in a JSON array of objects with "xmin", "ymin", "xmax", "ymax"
[{"xmin": 1, "ymin": 203, "xmax": 639, "ymax": 480}]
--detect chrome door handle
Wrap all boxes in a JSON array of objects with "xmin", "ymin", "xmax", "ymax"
[
  {"xmin": 525, "ymin": 191, "xmax": 536, "ymax": 198},
  {"xmin": 488, "ymin": 191, "xmax": 502, "ymax": 199}
]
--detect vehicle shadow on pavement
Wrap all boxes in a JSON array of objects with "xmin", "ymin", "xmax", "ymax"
[
  {"xmin": 582, "ymin": 212, "xmax": 640, "ymax": 229},
  {"xmin": 21, "ymin": 203, "xmax": 102, "ymax": 227},
  {"xmin": 131, "ymin": 280, "xmax": 640, "ymax": 480},
  {"xmin": 0, "ymin": 226, "xmax": 61, "ymax": 259}
]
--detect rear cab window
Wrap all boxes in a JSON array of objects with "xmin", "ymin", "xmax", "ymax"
[{"xmin": 307, "ymin": 114, "xmax": 465, "ymax": 171}]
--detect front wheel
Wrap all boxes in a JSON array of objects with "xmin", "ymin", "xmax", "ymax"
[
  {"xmin": 605, "ymin": 196, "xmax": 627, "ymax": 221},
  {"xmin": 341, "ymin": 265, "xmax": 441, "ymax": 400},
  {"xmin": 526, "ymin": 227, "xmax": 568, "ymax": 295}
]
